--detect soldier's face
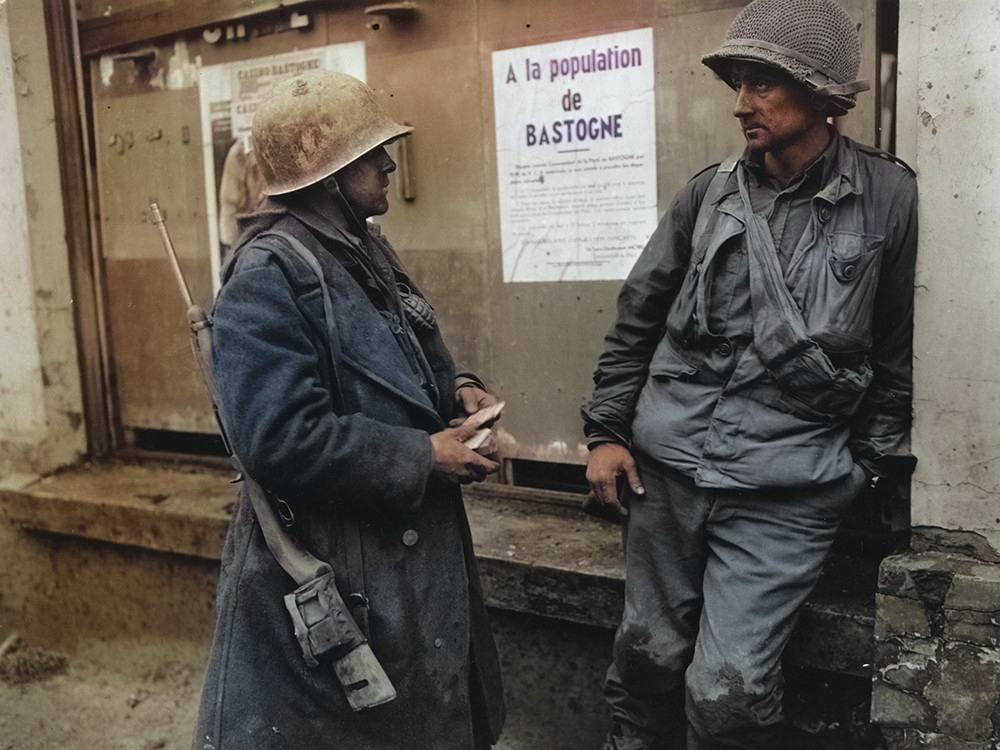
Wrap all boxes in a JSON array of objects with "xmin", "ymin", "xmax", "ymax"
[
  {"xmin": 335, "ymin": 144, "xmax": 396, "ymax": 219},
  {"xmin": 730, "ymin": 62, "xmax": 825, "ymax": 154}
]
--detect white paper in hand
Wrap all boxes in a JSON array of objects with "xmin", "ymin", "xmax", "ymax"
[{"xmin": 461, "ymin": 401, "xmax": 504, "ymax": 449}]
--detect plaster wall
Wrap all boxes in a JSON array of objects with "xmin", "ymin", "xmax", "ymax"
[
  {"xmin": 898, "ymin": 1, "xmax": 1000, "ymax": 553},
  {"xmin": 0, "ymin": 5, "xmax": 44, "ymax": 439},
  {"xmin": 0, "ymin": 2, "xmax": 87, "ymax": 478}
]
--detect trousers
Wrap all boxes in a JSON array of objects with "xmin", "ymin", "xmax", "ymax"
[{"xmin": 604, "ymin": 455, "xmax": 865, "ymax": 750}]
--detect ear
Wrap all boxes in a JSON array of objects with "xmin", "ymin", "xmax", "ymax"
[{"xmin": 811, "ymin": 92, "xmax": 831, "ymax": 113}]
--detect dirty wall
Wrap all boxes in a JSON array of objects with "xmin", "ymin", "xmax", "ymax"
[
  {"xmin": 3, "ymin": 1, "xmax": 1000, "ymax": 747},
  {"xmin": 0, "ymin": 1, "xmax": 86, "ymax": 480},
  {"xmin": 898, "ymin": 1, "xmax": 1000, "ymax": 553},
  {"xmin": 872, "ymin": 4, "xmax": 1000, "ymax": 746}
]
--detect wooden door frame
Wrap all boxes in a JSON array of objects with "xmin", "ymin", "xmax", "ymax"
[{"xmin": 43, "ymin": 0, "xmax": 116, "ymax": 457}]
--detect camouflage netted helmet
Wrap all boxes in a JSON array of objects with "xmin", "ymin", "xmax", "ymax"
[
  {"xmin": 702, "ymin": 0, "xmax": 870, "ymax": 116},
  {"xmin": 252, "ymin": 71, "xmax": 413, "ymax": 196}
]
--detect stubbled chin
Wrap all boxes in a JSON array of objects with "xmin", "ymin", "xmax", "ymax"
[{"xmin": 743, "ymin": 133, "xmax": 768, "ymax": 153}]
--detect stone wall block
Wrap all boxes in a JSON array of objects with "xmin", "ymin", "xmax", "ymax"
[
  {"xmin": 875, "ymin": 552, "xmax": 1000, "ymax": 748},
  {"xmin": 884, "ymin": 727, "xmax": 1000, "ymax": 750},
  {"xmin": 945, "ymin": 564, "xmax": 1000, "ymax": 613},
  {"xmin": 924, "ymin": 642, "xmax": 1000, "ymax": 741},
  {"xmin": 880, "ymin": 554, "xmax": 925, "ymax": 601},
  {"xmin": 945, "ymin": 609, "xmax": 1000, "ymax": 648},
  {"xmin": 880, "ymin": 657, "xmax": 936, "ymax": 695},
  {"xmin": 877, "ymin": 591, "xmax": 933, "ymax": 638},
  {"xmin": 873, "ymin": 635, "xmax": 939, "ymax": 730},
  {"xmin": 872, "ymin": 676, "xmax": 937, "ymax": 730},
  {"xmin": 880, "ymin": 553, "xmax": 959, "ymax": 604}
]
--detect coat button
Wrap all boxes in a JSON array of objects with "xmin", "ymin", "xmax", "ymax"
[
  {"xmin": 434, "ymin": 638, "xmax": 443, "ymax": 648},
  {"xmin": 818, "ymin": 206, "xmax": 831, "ymax": 223},
  {"xmin": 843, "ymin": 264, "xmax": 858, "ymax": 279},
  {"xmin": 717, "ymin": 342, "xmax": 732, "ymax": 356},
  {"xmin": 402, "ymin": 529, "xmax": 419, "ymax": 546}
]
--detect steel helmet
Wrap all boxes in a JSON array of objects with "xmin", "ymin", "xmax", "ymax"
[
  {"xmin": 702, "ymin": 0, "xmax": 870, "ymax": 116},
  {"xmin": 252, "ymin": 70, "xmax": 414, "ymax": 196}
]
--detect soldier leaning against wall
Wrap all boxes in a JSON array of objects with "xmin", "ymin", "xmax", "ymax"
[{"xmin": 582, "ymin": 1, "xmax": 918, "ymax": 747}]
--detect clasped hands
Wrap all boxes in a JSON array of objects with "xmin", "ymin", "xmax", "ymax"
[{"xmin": 430, "ymin": 386, "xmax": 504, "ymax": 484}]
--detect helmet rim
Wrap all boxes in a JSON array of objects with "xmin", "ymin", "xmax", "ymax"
[
  {"xmin": 702, "ymin": 0, "xmax": 868, "ymax": 117},
  {"xmin": 251, "ymin": 71, "xmax": 413, "ymax": 196}
]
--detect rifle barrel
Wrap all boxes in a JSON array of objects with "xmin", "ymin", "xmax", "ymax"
[{"xmin": 150, "ymin": 202, "xmax": 195, "ymax": 310}]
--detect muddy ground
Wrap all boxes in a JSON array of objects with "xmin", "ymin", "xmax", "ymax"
[
  {"xmin": 0, "ymin": 637, "xmax": 885, "ymax": 750},
  {"xmin": 0, "ymin": 640, "xmax": 200, "ymax": 750}
]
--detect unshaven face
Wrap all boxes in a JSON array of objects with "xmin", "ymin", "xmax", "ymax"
[
  {"xmin": 730, "ymin": 61, "xmax": 826, "ymax": 156},
  {"xmin": 334, "ymin": 144, "xmax": 396, "ymax": 219}
]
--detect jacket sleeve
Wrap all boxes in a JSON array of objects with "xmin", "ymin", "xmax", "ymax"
[
  {"xmin": 581, "ymin": 177, "xmax": 705, "ymax": 446},
  {"xmin": 849, "ymin": 168, "xmax": 919, "ymax": 479},
  {"xmin": 454, "ymin": 366, "xmax": 487, "ymax": 392},
  {"xmin": 211, "ymin": 246, "xmax": 434, "ymax": 518}
]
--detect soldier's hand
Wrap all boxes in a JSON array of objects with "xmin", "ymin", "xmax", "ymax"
[
  {"xmin": 585, "ymin": 443, "xmax": 645, "ymax": 516},
  {"xmin": 452, "ymin": 386, "xmax": 501, "ymax": 426},
  {"xmin": 430, "ymin": 425, "xmax": 500, "ymax": 484}
]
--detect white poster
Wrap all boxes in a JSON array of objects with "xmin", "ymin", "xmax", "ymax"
[
  {"xmin": 198, "ymin": 42, "xmax": 367, "ymax": 288},
  {"xmin": 492, "ymin": 28, "xmax": 657, "ymax": 283}
]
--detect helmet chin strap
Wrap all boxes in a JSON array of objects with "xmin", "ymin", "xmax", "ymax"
[{"xmin": 322, "ymin": 175, "xmax": 368, "ymax": 234}]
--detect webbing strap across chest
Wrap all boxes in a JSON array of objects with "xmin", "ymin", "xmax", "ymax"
[
  {"xmin": 259, "ymin": 230, "xmax": 371, "ymax": 611},
  {"xmin": 733, "ymin": 164, "xmax": 872, "ymax": 416},
  {"xmin": 736, "ymin": 166, "xmax": 833, "ymax": 386},
  {"xmin": 229, "ymin": 229, "xmax": 370, "ymax": 621}
]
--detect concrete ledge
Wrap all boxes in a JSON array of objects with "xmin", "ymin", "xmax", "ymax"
[
  {"xmin": 0, "ymin": 461, "xmax": 232, "ymax": 560},
  {"xmin": 464, "ymin": 485, "xmax": 625, "ymax": 629},
  {"xmin": 0, "ymin": 460, "xmax": 878, "ymax": 676}
]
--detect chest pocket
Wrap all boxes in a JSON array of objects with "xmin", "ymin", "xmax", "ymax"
[
  {"xmin": 665, "ymin": 172, "xmax": 744, "ymax": 346},
  {"xmin": 794, "ymin": 230, "xmax": 883, "ymax": 354}
]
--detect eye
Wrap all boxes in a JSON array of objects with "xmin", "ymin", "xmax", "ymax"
[{"xmin": 732, "ymin": 70, "xmax": 776, "ymax": 94}]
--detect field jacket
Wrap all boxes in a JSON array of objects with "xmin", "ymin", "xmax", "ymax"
[
  {"xmin": 193, "ymin": 187, "xmax": 504, "ymax": 749},
  {"xmin": 583, "ymin": 133, "xmax": 918, "ymax": 488}
]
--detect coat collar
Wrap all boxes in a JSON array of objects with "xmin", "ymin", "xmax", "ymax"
[
  {"xmin": 709, "ymin": 130, "xmax": 865, "ymax": 215},
  {"xmin": 234, "ymin": 183, "xmax": 368, "ymax": 251}
]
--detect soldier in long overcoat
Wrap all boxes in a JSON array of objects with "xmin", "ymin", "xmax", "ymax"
[{"xmin": 192, "ymin": 71, "xmax": 505, "ymax": 750}]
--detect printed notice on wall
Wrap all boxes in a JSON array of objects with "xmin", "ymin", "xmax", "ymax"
[
  {"xmin": 198, "ymin": 42, "xmax": 366, "ymax": 290},
  {"xmin": 492, "ymin": 29, "xmax": 657, "ymax": 283}
]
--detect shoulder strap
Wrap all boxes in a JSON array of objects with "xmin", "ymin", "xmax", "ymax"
[
  {"xmin": 855, "ymin": 142, "xmax": 916, "ymax": 176},
  {"xmin": 691, "ymin": 157, "xmax": 740, "ymax": 250},
  {"xmin": 247, "ymin": 230, "xmax": 369, "ymax": 621},
  {"xmin": 215, "ymin": 228, "xmax": 348, "ymax": 583},
  {"xmin": 257, "ymin": 229, "xmax": 341, "ymax": 364}
]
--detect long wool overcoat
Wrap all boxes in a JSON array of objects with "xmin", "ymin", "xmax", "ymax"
[{"xmin": 192, "ymin": 188, "xmax": 505, "ymax": 750}]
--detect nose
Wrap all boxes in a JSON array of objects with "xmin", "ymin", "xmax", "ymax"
[
  {"xmin": 732, "ymin": 85, "xmax": 752, "ymax": 118},
  {"xmin": 376, "ymin": 145, "xmax": 396, "ymax": 173}
]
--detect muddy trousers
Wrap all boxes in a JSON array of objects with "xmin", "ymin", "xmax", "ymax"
[{"xmin": 604, "ymin": 457, "xmax": 865, "ymax": 750}]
